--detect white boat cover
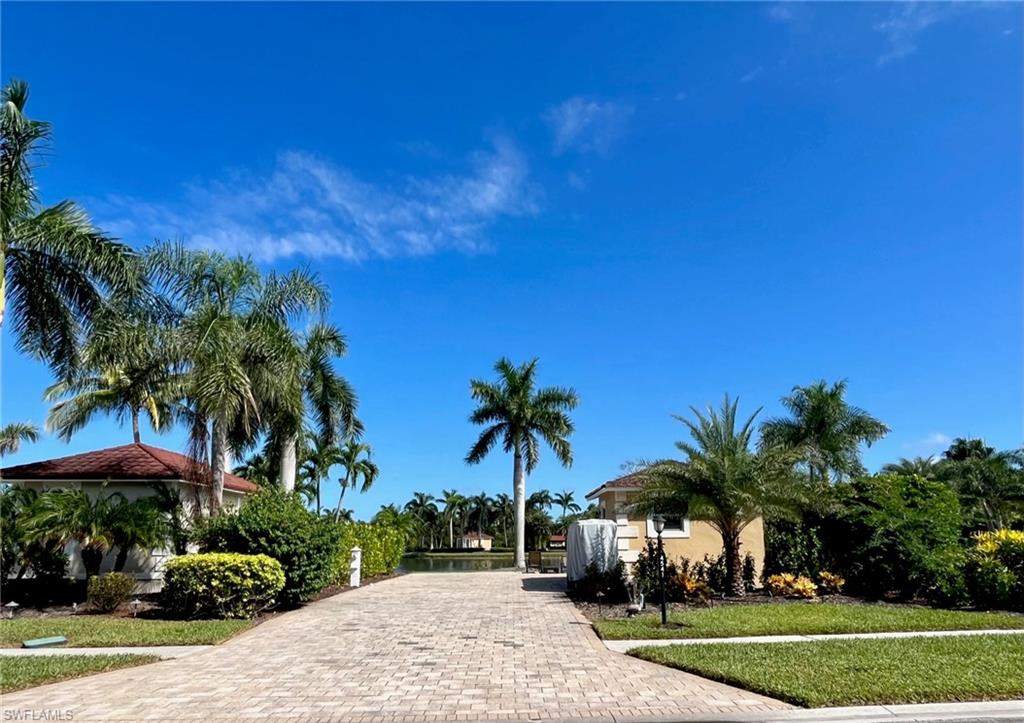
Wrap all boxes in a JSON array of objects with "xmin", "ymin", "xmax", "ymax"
[{"xmin": 566, "ymin": 519, "xmax": 618, "ymax": 582}]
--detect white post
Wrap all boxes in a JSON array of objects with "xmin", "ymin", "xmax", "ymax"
[{"xmin": 349, "ymin": 546, "xmax": 362, "ymax": 588}]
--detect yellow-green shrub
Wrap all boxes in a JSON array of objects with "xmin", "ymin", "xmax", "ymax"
[
  {"xmin": 87, "ymin": 572, "xmax": 136, "ymax": 612},
  {"xmin": 332, "ymin": 522, "xmax": 405, "ymax": 583},
  {"xmin": 817, "ymin": 571, "xmax": 845, "ymax": 595},
  {"xmin": 766, "ymin": 572, "xmax": 818, "ymax": 599},
  {"xmin": 163, "ymin": 553, "xmax": 284, "ymax": 619},
  {"xmin": 974, "ymin": 529, "xmax": 1024, "ymax": 555}
]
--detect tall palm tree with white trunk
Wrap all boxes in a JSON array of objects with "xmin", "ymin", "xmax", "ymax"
[
  {"xmin": 147, "ymin": 243, "xmax": 326, "ymax": 510},
  {"xmin": 440, "ymin": 488, "xmax": 465, "ymax": 548},
  {"xmin": 465, "ymin": 358, "xmax": 578, "ymax": 569},
  {"xmin": 1, "ymin": 80, "xmax": 141, "ymax": 380}
]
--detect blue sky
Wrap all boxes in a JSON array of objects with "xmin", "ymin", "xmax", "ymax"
[{"xmin": 2, "ymin": 2, "xmax": 1021, "ymax": 519}]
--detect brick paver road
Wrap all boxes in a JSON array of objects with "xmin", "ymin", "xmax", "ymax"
[{"xmin": 2, "ymin": 572, "xmax": 789, "ymax": 722}]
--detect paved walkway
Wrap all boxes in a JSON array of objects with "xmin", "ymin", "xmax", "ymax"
[
  {"xmin": 1, "ymin": 572, "xmax": 788, "ymax": 722},
  {"xmin": 603, "ymin": 627, "xmax": 1024, "ymax": 653}
]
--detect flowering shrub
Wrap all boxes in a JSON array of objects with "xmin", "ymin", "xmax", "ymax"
[
  {"xmin": 817, "ymin": 571, "xmax": 845, "ymax": 595},
  {"xmin": 163, "ymin": 553, "xmax": 284, "ymax": 619},
  {"xmin": 963, "ymin": 529, "xmax": 1024, "ymax": 611}
]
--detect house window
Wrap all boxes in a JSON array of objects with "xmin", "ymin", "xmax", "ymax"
[{"xmin": 646, "ymin": 513, "xmax": 690, "ymax": 538}]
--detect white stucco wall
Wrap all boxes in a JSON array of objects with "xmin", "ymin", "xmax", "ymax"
[{"xmin": 16, "ymin": 479, "xmax": 246, "ymax": 592}]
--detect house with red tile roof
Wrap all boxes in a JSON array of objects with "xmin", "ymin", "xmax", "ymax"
[
  {"xmin": 455, "ymin": 531, "xmax": 493, "ymax": 551},
  {"xmin": 1, "ymin": 443, "xmax": 259, "ymax": 590}
]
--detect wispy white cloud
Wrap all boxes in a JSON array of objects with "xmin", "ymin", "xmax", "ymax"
[
  {"xmin": 740, "ymin": 66, "xmax": 764, "ymax": 83},
  {"xmin": 98, "ymin": 138, "xmax": 537, "ymax": 263},
  {"xmin": 874, "ymin": 2, "xmax": 990, "ymax": 66},
  {"xmin": 767, "ymin": 3, "xmax": 797, "ymax": 23},
  {"xmin": 902, "ymin": 432, "xmax": 953, "ymax": 452},
  {"xmin": 543, "ymin": 96, "xmax": 634, "ymax": 156}
]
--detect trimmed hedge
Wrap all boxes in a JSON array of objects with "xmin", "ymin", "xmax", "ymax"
[
  {"xmin": 193, "ymin": 491, "xmax": 342, "ymax": 606},
  {"xmin": 87, "ymin": 572, "xmax": 136, "ymax": 612},
  {"xmin": 163, "ymin": 553, "xmax": 284, "ymax": 619},
  {"xmin": 333, "ymin": 522, "xmax": 405, "ymax": 583}
]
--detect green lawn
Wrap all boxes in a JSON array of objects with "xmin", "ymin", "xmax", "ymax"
[
  {"xmin": 1, "ymin": 654, "xmax": 159, "ymax": 693},
  {"xmin": 0, "ymin": 618, "xmax": 251, "ymax": 648},
  {"xmin": 594, "ymin": 602, "xmax": 1024, "ymax": 640},
  {"xmin": 632, "ymin": 635, "xmax": 1024, "ymax": 707}
]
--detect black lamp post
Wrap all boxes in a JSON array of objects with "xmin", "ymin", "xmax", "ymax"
[{"xmin": 653, "ymin": 514, "xmax": 667, "ymax": 625}]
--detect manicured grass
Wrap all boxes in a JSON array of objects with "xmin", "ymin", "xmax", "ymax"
[
  {"xmin": 632, "ymin": 635, "xmax": 1024, "ymax": 707},
  {"xmin": 1, "ymin": 654, "xmax": 159, "ymax": 693},
  {"xmin": 0, "ymin": 618, "xmax": 251, "ymax": 648},
  {"xmin": 594, "ymin": 602, "xmax": 1024, "ymax": 640}
]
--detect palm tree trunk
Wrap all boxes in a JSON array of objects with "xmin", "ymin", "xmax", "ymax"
[
  {"xmin": 279, "ymin": 434, "xmax": 297, "ymax": 492},
  {"xmin": 210, "ymin": 420, "xmax": 227, "ymax": 512},
  {"xmin": 334, "ymin": 477, "xmax": 349, "ymax": 521},
  {"xmin": 513, "ymin": 449, "xmax": 526, "ymax": 570},
  {"xmin": 723, "ymin": 530, "xmax": 744, "ymax": 597},
  {"xmin": 114, "ymin": 545, "xmax": 130, "ymax": 572},
  {"xmin": 449, "ymin": 514, "xmax": 454, "ymax": 548},
  {"xmin": 131, "ymin": 410, "xmax": 141, "ymax": 444},
  {"xmin": 316, "ymin": 478, "xmax": 321, "ymax": 515}
]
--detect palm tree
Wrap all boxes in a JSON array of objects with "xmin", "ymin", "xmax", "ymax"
[
  {"xmin": 938, "ymin": 441, "xmax": 1024, "ymax": 531},
  {"xmin": 109, "ymin": 497, "xmax": 169, "ymax": 572},
  {"xmin": 1, "ymin": 80, "xmax": 141, "ymax": 379},
  {"xmin": 269, "ymin": 322, "xmax": 360, "ymax": 492},
  {"xmin": 882, "ymin": 456, "xmax": 939, "ymax": 479},
  {"xmin": 493, "ymin": 493, "xmax": 513, "ymax": 548},
  {"xmin": 233, "ymin": 452, "xmax": 274, "ymax": 487},
  {"xmin": 441, "ymin": 488, "xmax": 465, "ymax": 548},
  {"xmin": 760, "ymin": 379, "xmax": 889, "ymax": 484},
  {"xmin": 147, "ymin": 243, "xmax": 327, "ymax": 510},
  {"xmin": 44, "ymin": 299, "xmax": 183, "ymax": 444},
  {"xmin": 553, "ymin": 489, "xmax": 580, "ymax": 531},
  {"xmin": 373, "ymin": 504, "xmax": 418, "ymax": 547},
  {"xmin": 299, "ymin": 433, "xmax": 343, "ymax": 514},
  {"xmin": 0, "ymin": 422, "xmax": 38, "ymax": 457},
  {"xmin": 635, "ymin": 395, "xmax": 801, "ymax": 596},
  {"xmin": 25, "ymin": 489, "xmax": 124, "ymax": 579},
  {"xmin": 333, "ymin": 438, "xmax": 379, "ymax": 521},
  {"xmin": 404, "ymin": 492, "xmax": 439, "ymax": 549},
  {"xmin": 469, "ymin": 492, "xmax": 493, "ymax": 544},
  {"xmin": 465, "ymin": 357, "xmax": 579, "ymax": 569}
]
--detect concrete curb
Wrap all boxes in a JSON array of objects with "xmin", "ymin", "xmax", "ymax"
[
  {"xmin": 603, "ymin": 627, "xmax": 1024, "ymax": 652},
  {"xmin": 0, "ymin": 645, "xmax": 212, "ymax": 659}
]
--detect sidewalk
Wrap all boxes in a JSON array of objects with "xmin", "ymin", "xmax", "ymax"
[{"xmin": 602, "ymin": 627, "xmax": 1024, "ymax": 652}]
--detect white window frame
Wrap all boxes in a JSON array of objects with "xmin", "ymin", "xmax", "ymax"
[{"xmin": 646, "ymin": 513, "xmax": 690, "ymax": 539}]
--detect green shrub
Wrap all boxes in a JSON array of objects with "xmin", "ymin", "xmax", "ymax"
[
  {"xmin": 571, "ymin": 560, "xmax": 629, "ymax": 603},
  {"xmin": 87, "ymin": 572, "xmax": 136, "ymax": 612},
  {"xmin": 163, "ymin": 553, "xmax": 284, "ymax": 619},
  {"xmin": 923, "ymin": 547, "xmax": 970, "ymax": 607},
  {"xmin": 833, "ymin": 474, "xmax": 962, "ymax": 599},
  {"xmin": 193, "ymin": 490, "xmax": 342, "ymax": 606},
  {"xmin": 333, "ymin": 522, "xmax": 405, "ymax": 583},
  {"xmin": 633, "ymin": 540, "xmax": 681, "ymax": 601}
]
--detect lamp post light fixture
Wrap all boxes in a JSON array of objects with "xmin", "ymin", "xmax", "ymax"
[
  {"xmin": 653, "ymin": 514, "xmax": 668, "ymax": 625},
  {"xmin": 4, "ymin": 601, "xmax": 20, "ymax": 620}
]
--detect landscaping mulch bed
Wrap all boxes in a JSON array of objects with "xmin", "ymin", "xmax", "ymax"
[{"xmin": 574, "ymin": 590, "xmax": 862, "ymax": 621}]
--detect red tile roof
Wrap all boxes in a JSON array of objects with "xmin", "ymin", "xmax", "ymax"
[
  {"xmin": 585, "ymin": 471, "xmax": 646, "ymax": 500},
  {"xmin": 461, "ymin": 531, "xmax": 493, "ymax": 540},
  {"xmin": 1, "ymin": 443, "xmax": 259, "ymax": 493}
]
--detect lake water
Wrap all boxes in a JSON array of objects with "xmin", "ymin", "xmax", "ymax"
[{"xmin": 398, "ymin": 555, "xmax": 517, "ymax": 573}]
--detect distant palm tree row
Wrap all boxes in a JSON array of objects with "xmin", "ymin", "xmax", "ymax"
[{"xmin": 378, "ymin": 486, "xmax": 593, "ymax": 552}]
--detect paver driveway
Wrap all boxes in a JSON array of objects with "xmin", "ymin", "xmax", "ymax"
[{"xmin": 2, "ymin": 572, "xmax": 789, "ymax": 722}]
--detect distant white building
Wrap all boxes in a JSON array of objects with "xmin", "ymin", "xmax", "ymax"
[
  {"xmin": 455, "ymin": 531, "xmax": 493, "ymax": 551},
  {"xmin": 2, "ymin": 443, "xmax": 259, "ymax": 591}
]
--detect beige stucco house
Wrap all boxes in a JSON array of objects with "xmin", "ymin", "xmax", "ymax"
[
  {"xmin": 585, "ymin": 472, "xmax": 765, "ymax": 577},
  {"xmin": 456, "ymin": 531, "xmax": 493, "ymax": 551},
  {"xmin": 1, "ymin": 443, "xmax": 258, "ymax": 591}
]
